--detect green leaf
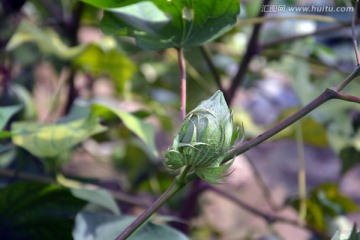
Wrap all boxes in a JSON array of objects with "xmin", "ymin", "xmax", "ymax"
[
  {"xmin": 95, "ymin": 216, "xmax": 189, "ymax": 240},
  {"xmin": 74, "ymin": 43, "xmax": 135, "ymax": 92},
  {"xmin": 348, "ymin": 224, "xmax": 360, "ymax": 240},
  {"xmin": 74, "ymin": 212, "xmax": 189, "ymax": 240},
  {"xmin": 11, "ymin": 114, "xmax": 107, "ymax": 158},
  {"xmin": 71, "ymin": 188, "xmax": 120, "ymax": 215},
  {"xmin": 0, "ymin": 181, "xmax": 85, "ymax": 240},
  {"xmin": 0, "ymin": 144, "xmax": 15, "ymax": 167},
  {"xmin": 292, "ymin": 183, "xmax": 359, "ymax": 232},
  {"xmin": 314, "ymin": 184, "xmax": 358, "ymax": 216},
  {"xmin": 6, "ymin": 21, "xmax": 85, "ymax": 59},
  {"xmin": 92, "ymin": 104, "xmax": 158, "ymax": 157},
  {"xmin": 0, "ymin": 105, "xmax": 22, "ymax": 130},
  {"xmin": 84, "ymin": 0, "xmax": 240, "ymax": 50},
  {"xmin": 339, "ymin": 146, "xmax": 360, "ymax": 175}
]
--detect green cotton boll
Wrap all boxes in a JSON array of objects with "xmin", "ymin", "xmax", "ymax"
[{"xmin": 164, "ymin": 90, "xmax": 240, "ymax": 184}]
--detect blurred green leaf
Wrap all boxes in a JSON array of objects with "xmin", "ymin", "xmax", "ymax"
[
  {"xmin": 12, "ymin": 84, "xmax": 36, "ymax": 120},
  {"xmin": 339, "ymin": 146, "xmax": 360, "ymax": 175},
  {"xmin": 274, "ymin": 108, "xmax": 329, "ymax": 146},
  {"xmin": 74, "ymin": 43, "xmax": 135, "ymax": 92},
  {"xmin": 316, "ymin": 184, "xmax": 358, "ymax": 215},
  {"xmin": 0, "ymin": 144, "xmax": 15, "ymax": 167},
  {"xmin": 83, "ymin": 0, "xmax": 240, "ymax": 50},
  {"xmin": 292, "ymin": 184, "xmax": 359, "ymax": 232},
  {"xmin": 71, "ymin": 188, "xmax": 120, "ymax": 215},
  {"xmin": 11, "ymin": 113, "xmax": 106, "ymax": 158},
  {"xmin": 0, "ymin": 105, "xmax": 22, "ymax": 130},
  {"xmin": 95, "ymin": 215, "xmax": 189, "ymax": 240},
  {"xmin": 74, "ymin": 212, "xmax": 189, "ymax": 240},
  {"xmin": 0, "ymin": 181, "xmax": 85, "ymax": 240},
  {"xmin": 292, "ymin": 197, "xmax": 326, "ymax": 231},
  {"xmin": 6, "ymin": 21, "xmax": 85, "ymax": 59},
  {"xmin": 92, "ymin": 104, "xmax": 158, "ymax": 157},
  {"xmin": 114, "ymin": 141, "xmax": 152, "ymax": 185}
]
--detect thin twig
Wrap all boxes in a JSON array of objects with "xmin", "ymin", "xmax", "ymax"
[
  {"xmin": 244, "ymin": 155, "xmax": 280, "ymax": 211},
  {"xmin": 0, "ymin": 168, "xmax": 55, "ymax": 184},
  {"xmin": 177, "ymin": 48, "xmax": 187, "ymax": 120},
  {"xmin": 262, "ymin": 49, "xmax": 347, "ymax": 73},
  {"xmin": 335, "ymin": 66, "xmax": 360, "ymax": 91},
  {"xmin": 199, "ymin": 46, "xmax": 224, "ymax": 93},
  {"xmin": 116, "ymin": 166, "xmax": 191, "ymax": 240},
  {"xmin": 331, "ymin": 89, "xmax": 360, "ymax": 104},
  {"xmin": 261, "ymin": 21, "xmax": 357, "ymax": 49},
  {"xmin": 226, "ymin": 0, "xmax": 271, "ymax": 103},
  {"xmin": 64, "ymin": 2, "xmax": 84, "ymax": 114},
  {"xmin": 352, "ymin": 0, "xmax": 360, "ymax": 66}
]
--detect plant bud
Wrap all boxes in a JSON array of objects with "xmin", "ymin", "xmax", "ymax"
[{"xmin": 164, "ymin": 90, "xmax": 240, "ymax": 184}]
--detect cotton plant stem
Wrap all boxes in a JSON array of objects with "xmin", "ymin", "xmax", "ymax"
[
  {"xmin": 177, "ymin": 48, "xmax": 187, "ymax": 120},
  {"xmin": 121, "ymin": 48, "xmax": 190, "ymax": 238},
  {"xmin": 185, "ymin": 89, "xmax": 360, "ymax": 185},
  {"xmin": 117, "ymin": 66, "xmax": 360, "ymax": 239},
  {"xmin": 116, "ymin": 166, "xmax": 192, "ymax": 240},
  {"xmin": 224, "ymin": 90, "xmax": 332, "ymax": 161},
  {"xmin": 335, "ymin": 66, "xmax": 360, "ymax": 91},
  {"xmin": 223, "ymin": 66, "xmax": 360, "ymax": 163}
]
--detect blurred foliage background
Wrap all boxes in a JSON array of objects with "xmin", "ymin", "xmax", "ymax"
[{"xmin": 1, "ymin": 0, "xmax": 360, "ymax": 239}]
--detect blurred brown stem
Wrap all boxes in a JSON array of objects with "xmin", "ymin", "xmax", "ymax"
[
  {"xmin": 224, "ymin": 65, "xmax": 360, "ymax": 162},
  {"xmin": 244, "ymin": 155, "xmax": 280, "ymax": 211},
  {"xmin": 205, "ymin": 184, "xmax": 330, "ymax": 239},
  {"xmin": 261, "ymin": 20, "xmax": 359, "ymax": 49},
  {"xmin": 226, "ymin": 0, "xmax": 271, "ymax": 103},
  {"xmin": 199, "ymin": 46, "xmax": 224, "ymax": 93}
]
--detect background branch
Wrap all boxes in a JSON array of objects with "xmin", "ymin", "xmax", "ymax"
[
  {"xmin": 199, "ymin": 46, "xmax": 224, "ymax": 92},
  {"xmin": 223, "ymin": 70, "xmax": 360, "ymax": 163},
  {"xmin": 261, "ymin": 21, "xmax": 358, "ymax": 49},
  {"xmin": 205, "ymin": 184, "xmax": 330, "ymax": 239},
  {"xmin": 225, "ymin": 0, "xmax": 271, "ymax": 103},
  {"xmin": 244, "ymin": 155, "xmax": 280, "ymax": 211}
]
